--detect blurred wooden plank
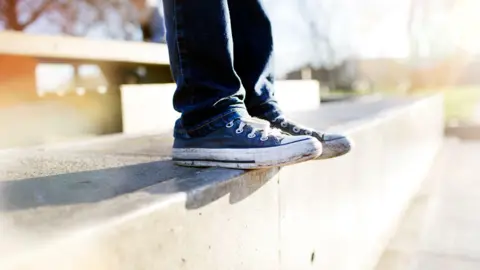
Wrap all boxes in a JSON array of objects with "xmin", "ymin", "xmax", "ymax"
[{"xmin": 0, "ymin": 31, "xmax": 169, "ymax": 65}]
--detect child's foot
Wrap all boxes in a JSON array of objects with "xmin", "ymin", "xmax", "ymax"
[
  {"xmin": 269, "ymin": 116, "xmax": 352, "ymax": 159},
  {"xmin": 172, "ymin": 118, "xmax": 322, "ymax": 169}
]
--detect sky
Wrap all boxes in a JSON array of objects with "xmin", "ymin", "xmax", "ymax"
[
  {"xmin": 266, "ymin": 0, "xmax": 413, "ymax": 75},
  {"xmin": 351, "ymin": 0, "xmax": 411, "ymax": 59}
]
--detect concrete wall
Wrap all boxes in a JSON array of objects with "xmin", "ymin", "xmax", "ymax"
[{"xmin": 0, "ymin": 95, "xmax": 444, "ymax": 270}]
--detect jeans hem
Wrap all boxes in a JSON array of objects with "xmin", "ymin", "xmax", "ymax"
[{"xmin": 247, "ymin": 100, "xmax": 283, "ymax": 121}]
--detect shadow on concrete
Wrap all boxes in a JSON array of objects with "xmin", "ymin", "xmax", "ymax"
[
  {"xmin": 0, "ymin": 160, "xmax": 276, "ymax": 212},
  {"xmin": 0, "ymin": 160, "xmax": 192, "ymax": 212},
  {"xmin": 168, "ymin": 167, "xmax": 278, "ymax": 210}
]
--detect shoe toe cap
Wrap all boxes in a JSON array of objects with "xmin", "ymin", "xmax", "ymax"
[{"xmin": 319, "ymin": 134, "xmax": 352, "ymax": 159}]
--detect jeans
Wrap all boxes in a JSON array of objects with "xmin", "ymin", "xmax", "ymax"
[{"xmin": 163, "ymin": 0, "xmax": 283, "ymax": 138}]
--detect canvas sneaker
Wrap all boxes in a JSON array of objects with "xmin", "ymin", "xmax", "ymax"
[
  {"xmin": 172, "ymin": 118, "xmax": 322, "ymax": 169},
  {"xmin": 269, "ymin": 116, "xmax": 352, "ymax": 159}
]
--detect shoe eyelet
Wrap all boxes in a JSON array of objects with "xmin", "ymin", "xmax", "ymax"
[
  {"xmin": 293, "ymin": 127, "xmax": 300, "ymax": 133},
  {"xmin": 305, "ymin": 130, "xmax": 313, "ymax": 136},
  {"xmin": 281, "ymin": 122, "xmax": 288, "ymax": 128},
  {"xmin": 226, "ymin": 122, "xmax": 234, "ymax": 128},
  {"xmin": 247, "ymin": 133, "xmax": 256, "ymax": 139},
  {"xmin": 260, "ymin": 136, "xmax": 269, "ymax": 141},
  {"xmin": 235, "ymin": 129, "xmax": 243, "ymax": 134}
]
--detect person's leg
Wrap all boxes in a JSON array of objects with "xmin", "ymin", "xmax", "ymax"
[
  {"xmin": 227, "ymin": 0, "xmax": 280, "ymax": 119},
  {"xmin": 228, "ymin": 0, "xmax": 352, "ymax": 159},
  {"xmin": 162, "ymin": 0, "xmax": 322, "ymax": 168},
  {"xmin": 163, "ymin": 0, "xmax": 246, "ymax": 133}
]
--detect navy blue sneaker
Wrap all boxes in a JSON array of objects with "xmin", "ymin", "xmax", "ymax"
[
  {"xmin": 172, "ymin": 118, "xmax": 322, "ymax": 169},
  {"xmin": 269, "ymin": 116, "xmax": 352, "ymax": 160}
]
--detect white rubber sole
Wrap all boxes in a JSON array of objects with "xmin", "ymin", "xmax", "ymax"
[{"xmin": 172, "ymin": 138, "xmax": 322, "ymax": 169}]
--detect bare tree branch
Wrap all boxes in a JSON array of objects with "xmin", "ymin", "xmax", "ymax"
[
  {"xmin": 4, "ymin": 0, "xmax": 21, "ymax": 30},
  {"xmin": 20, "ymin": 0, "xmax": 56, "ymax": 29},
  {"xmin": 1, "ymin": 0, "xmax": 138, "ymax": 39},
  {"xmin": 0, "ymin": 1, "xmax": 6, "ymax": 21}
]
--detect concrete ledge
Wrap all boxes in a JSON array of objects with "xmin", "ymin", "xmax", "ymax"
[
  {"xmin": 0, "ymin": 95, "xmax": 444, "ymax": 270},
  {"xmin": 120, "ymin": 80, "xmax": 321, "ymax": 134}
]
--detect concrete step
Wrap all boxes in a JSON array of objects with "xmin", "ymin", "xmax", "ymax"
[
  {"xmin": 375, "ymin": 139, "xmax": 480, "ymax": 270},
  {"xmin": 120, "ymin": 80, "xmax": 321, "ymax": 134},
  {"xmin": 0, "ymin": 95, "xmax": 444, "ymax": 270}
]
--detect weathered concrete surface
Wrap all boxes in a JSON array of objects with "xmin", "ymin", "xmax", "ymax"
[
  {"xmin": 0, "ymin": 95, "xmax": 444, "ymax": 270},
  {"xmin": 1, "ymin": 169, "xmax": 282, "ymax": 270},
  {"xmin": 121, "ymin": 80, "xmax": 321, "ymax": 134},
  {"xmin": 279, "ymin": 94, "xmax": 444, "ymax": 270},
  {"xmin": 375, "ymin": 139, "xmax": 480, "ymax": 270}
]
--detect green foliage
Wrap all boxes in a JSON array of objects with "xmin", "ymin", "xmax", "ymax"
[{"xmin": 443, "ymin": 87, "xmax": 480, "ymax": 124}]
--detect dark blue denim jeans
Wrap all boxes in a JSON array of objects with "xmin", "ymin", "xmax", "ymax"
[{"xmin": 163, "ymin": 0, "xmax": 283, "ymax": 138}]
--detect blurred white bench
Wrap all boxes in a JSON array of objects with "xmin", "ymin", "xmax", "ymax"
[
  {"xmin": 0, "ymin": 31, "xmax": 174, "ymax": 147},
  {"xmin": 121, "ymin": 80, "xmax": 321, "ymax": 134},
  {"xmin": 0, "ymin": 31, "xmax": 169, "ymax": 65}
]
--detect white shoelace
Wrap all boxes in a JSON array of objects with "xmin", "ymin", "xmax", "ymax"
[
  {"xmin": 227, "ymin": 118, "xmax": 283, "ymax": 141},
  {"xmin": 272, "ymin": 117, "xmax": 314, "ymax": 136}
]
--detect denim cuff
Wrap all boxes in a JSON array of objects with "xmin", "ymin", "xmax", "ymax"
[
  {"xmin": 247, "ymin": 100, "xmax": 283, "ymax": 122},
  {"xmin": 174, "ymin": 107, "xmax": 249, "ymax": 138}
]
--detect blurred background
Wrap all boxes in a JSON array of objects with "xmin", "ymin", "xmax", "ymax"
[
  {"xmin": 0, "ymin": 2, "xmax": 479, "ymax": 269},
  {"xmin": 0, "ymin": 0, "xmax": 479, "ymax": 148}
]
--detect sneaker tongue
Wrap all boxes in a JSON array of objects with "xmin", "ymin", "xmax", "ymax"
[{"xmin": 241, "ymin": 118, "xmax": 283, "ymax": 137}]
